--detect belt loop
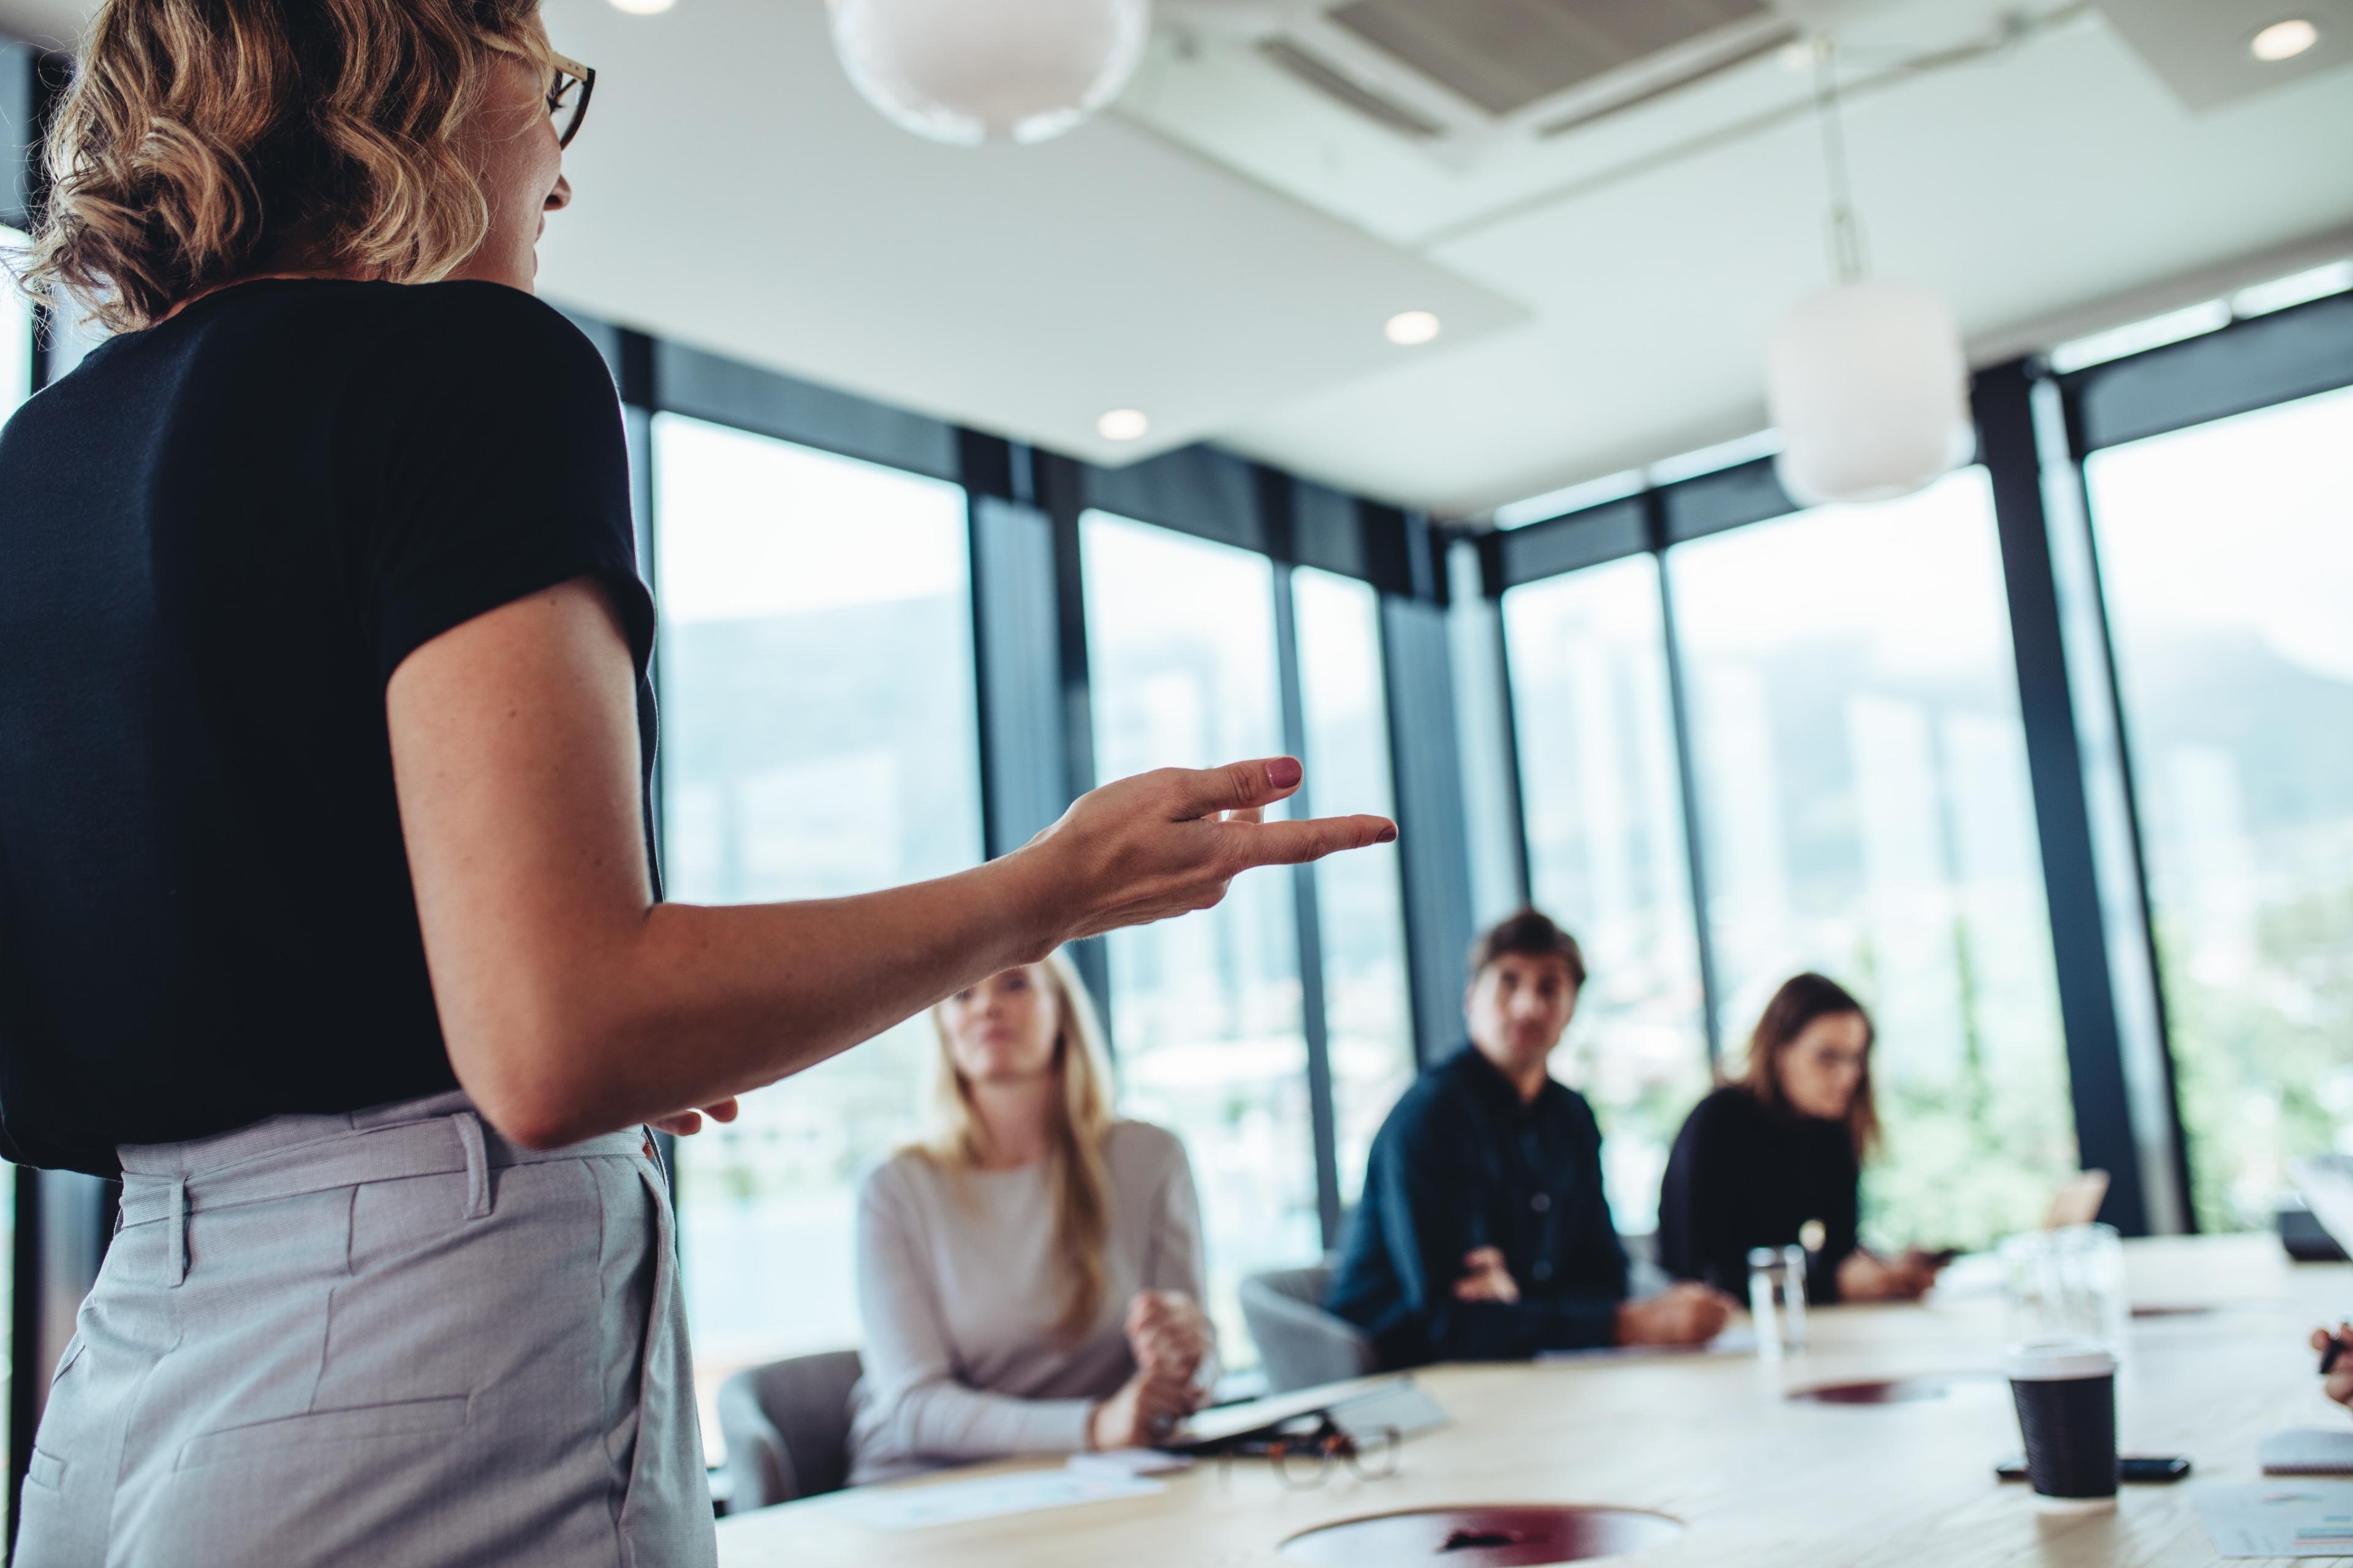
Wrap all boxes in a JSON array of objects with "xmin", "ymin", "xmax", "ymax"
[
  {"xmin": 167, "ymin": 1176, "xmax": 188, "ymax": 1287},
  {"xmin": 453, "ymin": 1112, "xmax": 492, "ymax": 1221}
]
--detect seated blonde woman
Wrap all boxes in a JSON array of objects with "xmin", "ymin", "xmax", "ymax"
[{"xmin": 846, "ymin": 955, "xmax": 1215, "ymax": 1483}]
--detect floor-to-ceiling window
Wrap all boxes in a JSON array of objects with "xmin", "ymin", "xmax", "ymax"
[
  {"xmin": 2084, "ymin": 385, "xmax": 2353, "ymax": 1231},
  {"xmin": 1082, "ymin": 512, "xmax": 1317, "ymax": 1350},
  {"xmin": 1665, "ymin": 469, "xmax": 2077, "ymax": 1250},
  {"xmin": 1501, "ymin": 556, "xmax": 1709, "ymax": 1232},
  {"xmin": 651, "ymin": 414, "xmax": 984, "ymax": 1444},
  {"xmin": 1292, "ymin": 567, "xmax": 1414, "ymax": 1205},
  {"xmin": 1, "ymin": 224, "xmax": 27, "ymax": 1533}
]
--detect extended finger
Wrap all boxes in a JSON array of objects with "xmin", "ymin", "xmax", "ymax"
[
  {"xmin": 1171, "ymin": 757, "xmax": 1304, "ymax": 819},
  {"xmin": 1227, "ymin": 813, "xmax": 1396, "ymax": 868}
]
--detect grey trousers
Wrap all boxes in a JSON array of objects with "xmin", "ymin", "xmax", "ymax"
[{"xmin": 15, "ymin": 1091, "xmax": 718, "ymax": 1568}]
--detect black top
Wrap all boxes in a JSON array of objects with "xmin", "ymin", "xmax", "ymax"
[
  {"xmin": 1655, "ymin": 1085, "xmax": 1861, "ymax": 1305},
  {"xmin": 0, "ymin": 279, "xmax": 657, "ymax": 1176},
  {"xmin": 1325, "ymin": 1046, "xmax": 1630, "ymax": 1365}
]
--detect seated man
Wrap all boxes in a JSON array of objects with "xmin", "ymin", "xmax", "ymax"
[{"xmin": 1327, "ymin": 909, "xmax": 1735, "ymax": 1365}]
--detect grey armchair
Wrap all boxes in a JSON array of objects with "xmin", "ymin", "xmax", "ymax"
[
  {"xmin": 716, "ymin": 1348, "xmax": 865, "ymax": 1513},
  {"xmin": 1240, "ymin": 1265, "xmax": 1379, "ymax": 1393}
]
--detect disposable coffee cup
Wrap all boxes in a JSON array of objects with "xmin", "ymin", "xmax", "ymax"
[{"xmin": 2005, "ymin": 1340, "xmax": 2119, "ymax": 1510}]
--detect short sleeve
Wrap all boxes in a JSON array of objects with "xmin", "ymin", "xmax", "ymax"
[{"xmin": 347, "ymin": 283, "xmax": 653, "ymax": 685}]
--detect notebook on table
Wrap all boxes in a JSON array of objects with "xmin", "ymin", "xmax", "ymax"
[{"xmin": 2260, "ymin": 1429, "xmax": 2353, "ymax": 1475}]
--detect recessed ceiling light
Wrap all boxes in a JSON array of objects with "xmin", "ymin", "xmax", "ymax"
[
  {"xmin": 1096, "ymin": 409, "xmax": 1149, "ymax": 441},
  {"xmin": 2251, "ymin": 18, "xmax": 2319, "ymax": 60},
  {"xmin": 1385, "ymin": 310, "xmax": 1442, "ymax": 346},
  {"xmin": 610, "ymin": 0, "xmax": 677, "ymax": 13}
]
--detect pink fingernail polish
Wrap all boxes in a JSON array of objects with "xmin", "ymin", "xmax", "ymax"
[
  {"xmin": 1267, "ymin": 758, "xmax": 1303, "ymax": 789},
  {"xmin": 1376, "ymin": 825, "xmax": 1397, "ymax": 843}
]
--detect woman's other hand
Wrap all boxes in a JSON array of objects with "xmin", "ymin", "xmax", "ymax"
[
  {"xmin": 649, "ymin": 1099, "xmax": 740, "ymax": 1137},
  {"xmin": 1126, "ymin": 1289, "xmax": 1212, "ymax": 1383},
  {"xmin": 2313, "ymin": 1324, "xmax": 2353, "ymax": 1409},
  {"xmin": 1088, "ymin": 1365, "xmax": 1200, "ymax": 1451},
  {"xmin": 1021, "ymin": 759, "xmax": 1394, "ymax": 945},
  {"xmin": 1836, "ymin": 1249, "xmax": 1936, "ymax": 1303}
]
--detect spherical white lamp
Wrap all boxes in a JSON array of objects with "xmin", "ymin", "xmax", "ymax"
[
  {"xmin": 828, "ymin": 0, "xmax": 1153, "ymax": 146},
  {"xmin": 1767, "ymin": 279, "xmax": 1971, "ymax": 506}
]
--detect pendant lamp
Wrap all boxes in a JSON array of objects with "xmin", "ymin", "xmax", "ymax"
[
  {"xmin": 828, "ymin": 0, "xmax": 1153, "ymax": 146},
  {"xmin": 1767, "ymin": 42, "xmax": 1971, "ymax": 507}
]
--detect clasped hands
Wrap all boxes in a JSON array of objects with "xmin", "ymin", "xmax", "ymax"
[
  {"xmin": 1451, "ymin": 1246, "xmax": 1737, "ymax": 1347},
  {"xmin": 1089, "ymin": 1290, "xmax": 1213, "ymax": 1451}
]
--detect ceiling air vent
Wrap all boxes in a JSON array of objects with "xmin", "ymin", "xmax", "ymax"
[
  {"xmin": 1150, "ymin": 0, "xmax": 1814, "ymax": 168},
  {"xmin": 1326, "ymin": 0, "xmax": 1775, "ymax": 116},
  {"xmin": 1532, "ymin": 23, "xmax": 1797, "ymax": 137},
  {"xmin": 1257, "ymin": 37, "xmax": 1450, "ymax": 138}
]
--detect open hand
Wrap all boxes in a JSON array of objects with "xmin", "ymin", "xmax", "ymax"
[
  {"xmin": 1021, "ymin": 758, "xmax": 1394, "ymax": 945},
  {"xmin": 1453, "ymin": 1246, "xmax": 1521, "ymax": 1304}
]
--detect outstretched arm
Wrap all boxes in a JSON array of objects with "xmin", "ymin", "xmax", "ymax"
[{"xmin": 388, "ymin": 578, "xmax": 1393, "ymax": 1149}]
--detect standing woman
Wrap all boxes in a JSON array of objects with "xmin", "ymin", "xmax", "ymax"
[
  {"xmin": 1655, "ymin": 974, "xmax": 1942, "ymax": 1305},
  {"xmin": 0, "ymin": 3, "xmax": 1392, "ymax": 1562},
  {"xmin": 847, "ymin": 955, "xmax": 1214, "ymax": 1483}
]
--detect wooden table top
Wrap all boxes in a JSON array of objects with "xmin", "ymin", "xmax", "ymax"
[{"xmin": 718, "ymin": 1234, "xmax": 2353, "ymax": 1567}]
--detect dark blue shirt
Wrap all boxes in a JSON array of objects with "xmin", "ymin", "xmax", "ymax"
[{"xmin": 1326, "ymin": 1046, "xmax": 1629, "ymax": 1365}]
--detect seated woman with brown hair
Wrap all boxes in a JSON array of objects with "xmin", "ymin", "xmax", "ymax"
[
  {"xmin": 1656, "ymin": 973, "xmax": 1945, "ymax": 1305},
  {"xmin": 846, "ymin": 955, "xmax": 1214, "ymax": 1482}
]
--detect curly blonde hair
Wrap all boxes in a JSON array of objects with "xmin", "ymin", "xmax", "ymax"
[{"xmin": 26, "ymin": 0, "xmax": 548, "ymax": 333}]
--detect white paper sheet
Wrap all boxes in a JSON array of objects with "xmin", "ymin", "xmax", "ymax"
[
  {"xmin": 824, "ymin": 1469, "xmax": 1164, "ymax": 1532},
  {"xmin": 2194, "ymin": 1481, "xmax": 2353, "ymax": 1557},
  {"xmin": 1536, "ymin": 1325, "xmax": 1759, "ymax": 1362},
  {"xmin": 1066, "ymin": 1448, "xmax": 1195, "ymax": 1479}
]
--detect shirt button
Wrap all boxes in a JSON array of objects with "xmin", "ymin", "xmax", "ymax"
[
  {"xmin": 1531, "ymin": 1192, "xmax": 1552, "ymax": 1213},
  {"xmin": 1533, "ymin": 1260, "xmax": 1555, "ymax": 1282}
]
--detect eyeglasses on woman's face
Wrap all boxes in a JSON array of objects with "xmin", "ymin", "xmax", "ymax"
[{"xmin": 546, "ymin": 52, "xmax": 596, "ymax": 150}]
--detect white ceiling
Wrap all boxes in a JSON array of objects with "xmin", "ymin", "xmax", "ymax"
[{"xmin": 4, "ymin": 0, "xmax": 2349, "ymax": 515}]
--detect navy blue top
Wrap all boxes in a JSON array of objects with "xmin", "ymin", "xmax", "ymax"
[
  {"xmin": 1656, "ymin": 1085, "xmax": 1861, "ymax": 1304},
  {"xmin": 0, "ymin": 279, "xmax": 656, "ymax": 1175},
  {"xmin": 1326, "ymin": 1046, "xmax": 1630, "ymax": 1365}
]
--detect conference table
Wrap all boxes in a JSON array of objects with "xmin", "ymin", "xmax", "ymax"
[{"xmin": 718, "ymin": 1234, "xmax": 2352, "ymax": 1567}]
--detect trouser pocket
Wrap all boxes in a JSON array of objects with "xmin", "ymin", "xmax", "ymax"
[{"xmin": 610, "ymin": 1157, "xmax": 716, "ymax": 1568}]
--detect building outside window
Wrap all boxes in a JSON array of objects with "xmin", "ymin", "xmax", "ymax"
[
  {"xmin": 1501, "ymin": 555, "xmax": 1710, "ymax": 1232},
  {"xmin": 1665, "ymin": 469, "xmax": 2077, "ymax": 1251},
  {"xmin": 1081, "ymin": 512, "xmax": 1319, "ymax": 1353},
  {"xmin": 1291, "ymin": 567, "xmax": 1415, "ymax": 1204},
  {"xmin": 2083, "ymin": 385, "xmax": 2353, "ymax": 1230},
  {"xmin": 651, "ymin": 413, "xmax": 983, "ymax": 1444}
]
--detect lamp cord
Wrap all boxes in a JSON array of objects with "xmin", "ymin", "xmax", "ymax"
[{"xmin": 1813, "ymin": 37, "xmax": 1866, "ymax": 284}]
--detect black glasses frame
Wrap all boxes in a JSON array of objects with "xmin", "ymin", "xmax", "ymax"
[
  {"xmin": 1264, "ymin": 1417, "xmax": 1403, "ymax": 1490},
  {"xmin": 547, "ymin": 51, "xmax": 596, "ymax": 150}
]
